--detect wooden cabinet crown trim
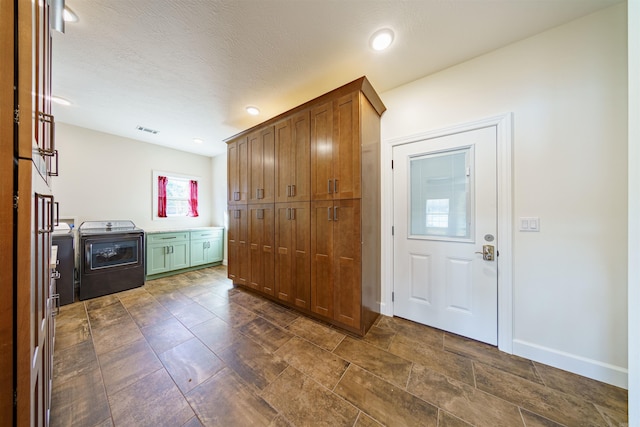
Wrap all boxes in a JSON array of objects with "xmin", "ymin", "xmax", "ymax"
[{"xmin": 224, "ymin": 76, "xmax": 386, "ymax": 143}]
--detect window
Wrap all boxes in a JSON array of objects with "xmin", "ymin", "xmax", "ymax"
[
  {"xmin": 153, "ymin": 171, "xmax": 199, "ymax": 219},
  {"xmin": 426, "ymin": 198, "xmax": 449, "ymax": 228}
]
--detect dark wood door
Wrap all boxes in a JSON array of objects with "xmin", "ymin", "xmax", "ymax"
[
  {"xmin": 275, "ymin": 111, "xmax": 311, "ymax": 203},
  {"xmin": 248, "ymin": 126, "xmax": 275, "ymax": 204},
  {"xmin": 228, "ymin": 205, "xmax": 248, "ymax": 286},
  {"xmin": 333, "ymin": 199, "xmax": 361, "ymax": 329},
  {"xmin": 333, "ymin": 92, "xmax": 361, "ymax": 200},
  {"xmin": 310, "ymin": 102, "xmax": 333, "ymax": 201},
  {"xmin": 310, "ymin": 200, "xmax": 334, "ymax": 317},
  {"xmin": 275, "ymin": 202, "xmax": 310, "ymax": 309},
  {"xmin": 249, "ymin": 204, "xmax": 275, "ymax": 296},
  {"xmin": 227, "ymin": 136, "xmax": 249, "ymax": 205}
]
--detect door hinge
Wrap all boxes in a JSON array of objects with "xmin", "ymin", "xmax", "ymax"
[
  {"xmin": 391, "ymin": 160, "xmax": 394, "ymax": 169},
  {"xmin": 13, "ymin": 109, "xmax": 20, "ymax": 124},
  {"xmin": 13, "ymin": 194, "xmax": 19, "ymax": 209},
  {"xmin": 391, "ymin": 226, "xmax": 394, "ymax": 236},
  {"xmin": 392, "ymin": 291, "xmax": 394, "ymax": 302}
]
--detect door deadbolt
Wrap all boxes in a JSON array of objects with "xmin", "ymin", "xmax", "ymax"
[{"xmin": 475, "ymin": 245, "xmax": 495, "ymax": 261}]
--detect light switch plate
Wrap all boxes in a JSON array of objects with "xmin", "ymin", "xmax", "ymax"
[{"xmin": 519, "ymin": 217, "xmax": 540, "ymax": 232}]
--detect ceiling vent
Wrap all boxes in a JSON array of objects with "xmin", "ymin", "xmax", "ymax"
[{"xmin": 136, "ymin": 125, "xmax": 159, "ymax": 135}]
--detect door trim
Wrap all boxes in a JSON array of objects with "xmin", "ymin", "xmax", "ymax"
[{"xmin": 382, "ymin": 113, "xmax": 513, "ymax": 353}]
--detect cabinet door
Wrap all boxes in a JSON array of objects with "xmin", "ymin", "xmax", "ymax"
[
  {"xmin": 291, "ymin": 202, "xmax": 311, "ymax": 309},
  {"xmin": 248, "ymin": 127, "xmax": 275, "ymax": 204},
  {"xmin": 310, "ymin": 102, "xmax": 334, "ymax": 201},
  {"xmin": 147, "ymin": 244, "xmax": 170, "ymax": 275},
  {"xmin": 228, "ymin": 205, "xmax": 248, "ymax": 286},
  {"xmin": 249, "ymin": 204, "xmax": 275, "ymax": 296},
  {"xmin": 333, "ymin": 92, "xmax": 361, "ymax": 200},
  {"xmin": 171, "ymin": 241, "xmax": 190, "ymax": 270},
  {"xmin": 310, "ymin": 200, "xmax": 334, "ymax": 317},
  {"xmin": 211, "ymin": 235, "xmax": 223, "ymax": 262},
  {"xmin": 227, "ymin": 136, "xmax": 249, "ymax": 205},
  {"xmin": 275, "ymin": 111, "xmax": 311, "ymax": 203},
  {"xmin": 275, "ymin": 202, "xmax": 310, "ymax": 309},
  {"xmin": 190, "ymin": 240, "xmax": 207, "ymax": 267},
  {"xmin": 333, "ymin": 199, "xmax": 361, "ymax": 329}
]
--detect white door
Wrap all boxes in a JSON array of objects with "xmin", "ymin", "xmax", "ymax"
[{"xmin": 393, "ymin": 126, "xmax": 498, "ymax": 345}]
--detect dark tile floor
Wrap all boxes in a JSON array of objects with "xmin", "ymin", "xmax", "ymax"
[{"xmin": 51, "ymin": 265, "xmax": 628, "ymax": 426}]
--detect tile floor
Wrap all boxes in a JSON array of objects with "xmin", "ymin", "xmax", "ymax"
[{"xmin": 51, "ymin": 265, "xmax": 628, "ymax": 427}]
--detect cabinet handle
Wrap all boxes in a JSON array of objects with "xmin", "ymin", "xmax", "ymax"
[
  {"xmin": 328, "ymin": 179, "xmax": 333, "ymax": 194},
  {"xmin": 327, "ymin": 207, "xmax": 332, "ymax": 221},
  {"xmin": 37, "ymin": 112, "xmax": 56, "ymax": 156},
  {"xmin": 287, "ymin": 185, "xmax": 291, "ymax": 197},
  {"xmin": 290, "ymin": 208, "xmax": 295, "ymax": 221},
  {"xmin": 334, "ymin": 206, "xmax": 338, "ymax": 221},
  {"xmin": 48, "ymin": 149, "xmax": 59, "ymax": 177},
  {"xmin": 257, "ymin": 209, "xmax": 264, "ymax": 219},
  {"xmin": 334, "ymin": 179, "xmax": 338, "ymax": 194},
  {"xmin": 261, "ymin": 188, "xmax": 265, "ymax": 199},
  {"xmin": 52, "ymin": 294, "xmax": 60, "ymax": 317},
  {"xmin": 286, "ymin": 208, "xmax": 290, "ymax": 220},
  {"xmin": 291, "ymin": 184, "xmax": 295, "ymax": 197},
  {"xmin": 161, "ymin": 236, "xmax": 177, "ymax": 240}
]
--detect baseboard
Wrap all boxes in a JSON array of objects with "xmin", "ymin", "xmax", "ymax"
[{"xmin": 512, "ymin": 339, "xmax": 628, "ymax": 389}]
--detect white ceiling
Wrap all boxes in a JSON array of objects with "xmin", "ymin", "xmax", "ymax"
[{"xmin": 52, "ymin": 0, "xmax": 621, "ymax": 157}]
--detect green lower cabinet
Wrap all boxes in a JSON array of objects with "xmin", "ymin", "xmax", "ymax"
[
  {"xmin": 146, "ymin": 228, "xmax": 223, "ymax": 279},
  {"xmin": 190, "ymin": 228, "xmax": 224, "ymax": 267},
  {"xmin": 146, "ymin": 232, "xmax": 190, "ymax": 277}
]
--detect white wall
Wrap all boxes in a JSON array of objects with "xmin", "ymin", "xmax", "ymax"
[
  {"xmin": 381, "ymin": 4, "xmax": 628, "ymax": 387},
  {"xmin": 211, "ymin": 153, "xmax": 228, "ymax": 263},
  {"xmin": 54, "ymin": 123, "xmax": 213, "ymax": 231}
]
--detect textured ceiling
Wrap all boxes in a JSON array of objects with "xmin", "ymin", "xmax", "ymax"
[{"xmin": 52, "ymin": 0, "xmax": 622, "ymax": 157}]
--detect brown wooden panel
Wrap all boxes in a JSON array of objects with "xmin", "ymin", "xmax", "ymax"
[
  {"xmin": 249, "ymin": 204, "xmax": 275, "ymax": 296},
  {"xmin": 275, "ymin": 204, "xmax": 293, "ymax": 302},
  {"xmin": 333, "ymin": 199, "xmax": 361, "ymax": 329},
  {"xmin": 248, "ymin": 127, "xmax": 275, "ymax": 204},
  {"xmin": 248, "ymin": 131, "xmax": 263, "ymax": 204},
  {"xmin": 238, "ymin": 137, "xmax": 249, "ymax": 204},
  {"xmin": 291, "ymin": 111, "xmax": 311, "ymax": 202},
  {"xmin": 310, "ymin": 201, "xmax": 334, "ymax": 317},
  {"xmin": 334, "ymin": 92, "xmax": 361, "ymax": 200},
  {"xmin": 291, "ymin": 202, "xmax": 311, "ymax": 309},
  {"xmin": 274, "ymin": 119, "xmax": 292, "ymax": 203},
  {"xmin": 0, "ymin": 1, "xmax": 15, "ymax": 421},
  {"xmin": 310, "ymin": 102, "xmax": 333, "ymax": 201},
  {"xmin": 227, "ymin": 140, "xmax": 238, "ymax": 205}
]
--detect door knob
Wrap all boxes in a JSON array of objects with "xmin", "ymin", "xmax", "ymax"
[{"xmin": 475, "ymin": 244, "xmax": 494, "ymax": 261}]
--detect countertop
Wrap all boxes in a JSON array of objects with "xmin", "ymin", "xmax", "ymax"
[{"xmin": 144, "ymin": 226, "xmax": 224, "ymax": 234}]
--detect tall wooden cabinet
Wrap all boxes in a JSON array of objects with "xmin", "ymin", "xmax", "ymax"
[
  {"xmin": 3, "ymin": 0, "xmax": 62, "ymax": 425},
  {"xmin": 227, "ymin": 77, "xmax": 385, "ymax": 335}
]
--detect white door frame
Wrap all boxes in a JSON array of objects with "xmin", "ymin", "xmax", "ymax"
[{"xmin": 381, "ymin": 112, "xmax": 514, "ymax": 353}]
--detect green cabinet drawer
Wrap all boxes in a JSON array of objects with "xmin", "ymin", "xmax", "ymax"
[{"xmin": 147, "ymin": 232, "xmax": 189, "ymax": 244}]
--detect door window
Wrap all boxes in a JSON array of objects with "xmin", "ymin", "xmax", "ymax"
[{"xmin": 409, "ymin": 147, "xmax": 473, "ymax": 240}]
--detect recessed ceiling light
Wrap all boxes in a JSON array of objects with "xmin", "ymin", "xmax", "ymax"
[
  {"xmin": 246, "ymin": 106, "xmax": 260, "ymax": 116},
  {"xmin": 193, "ymin": 138, "xmax": 204, "ymax": 144},
  {"xmin": 51, "ymin": 96, "xmax": 71, "ymax": 106},
  {"xmin": 370, "ymin": 28, "xmax": 394, "ymax": 51},
  {"xmin": 63, "ymin": 6, "xmax": 79, "ymax": 23}
]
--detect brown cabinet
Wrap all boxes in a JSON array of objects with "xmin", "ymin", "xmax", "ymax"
[
  {"xmin": 227, "ymin": 136, "xmax": 248, "ymax": 205},
  {"xmin": 226, "ymin": 77, "xmax": 385, "ymax": 335},
  {"xmin": 275, "ymin": 202, "xmax": 311, "ymax": 309},
  {"xmin": 275, "ymin": 111, "xmax": 311, "ymax": 203},
  {"xmin": 248, "ymin": 126, "xmax": 275, "ymax": 204},
  {"xmin": 248, "ymin": 204, "xmax": 275, "ymax": 296},
  {"xmin": 228, "ymin": 205, "xmax": 249, "ymax": 286},
  {"xmin": 310, "ymin": 200, "xmax": 361, "ymax": 329},
  {"xmin": 311, "ymin": 92, "xmax": 361, "ymax": 201}
]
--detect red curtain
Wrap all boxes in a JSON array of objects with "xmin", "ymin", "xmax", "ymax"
[
  {"xmin": 158, "ymin": 176, "xmax": 168, "ymax": 217},
  {"xmin": 188, "ymin": 180, "xmax": 199, "ymax": 217}
]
